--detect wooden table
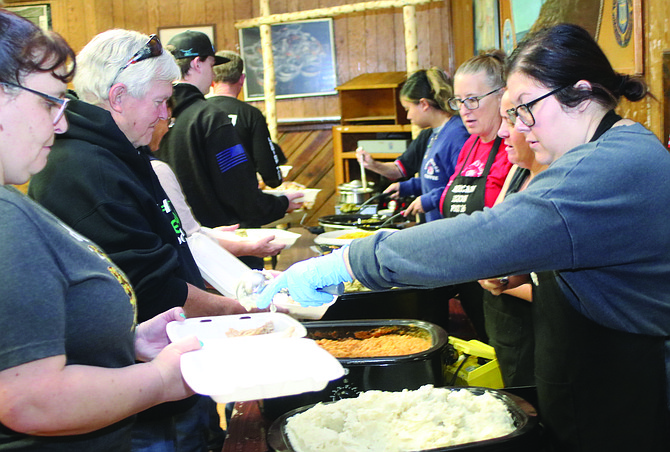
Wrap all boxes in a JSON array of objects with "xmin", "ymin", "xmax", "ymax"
[{"xmin": 272, "ymin": 226, "xmax": 320, "ymax": 271}]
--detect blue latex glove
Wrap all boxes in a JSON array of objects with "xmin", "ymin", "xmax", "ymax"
[{"xmin": 256, "ymin": 247, "xmax": 353, "ymax": 308}]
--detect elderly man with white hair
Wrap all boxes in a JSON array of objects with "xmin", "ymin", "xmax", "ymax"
[{"xmin": 29, "ymin": 29, "xmax": 243, "ymax": 452}]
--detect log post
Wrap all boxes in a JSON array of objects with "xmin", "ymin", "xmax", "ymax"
[
  {"xmin": 259, "ymin": 0, "xmax": 278, "ymax": 142},
  {"xmin": 403, "ymin": 4, "xmax": 421, "ymax": 138}
]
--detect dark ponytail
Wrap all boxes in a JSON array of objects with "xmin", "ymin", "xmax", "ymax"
[
  {"xmin": 507, "ymin": 23, "xmax": 646, "ymax": 110},
  {"xmin": 400, "ymin": 67, "xmax": 455, "ymax": 113}
]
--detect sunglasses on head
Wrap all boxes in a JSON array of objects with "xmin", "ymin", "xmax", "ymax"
[{"xmin": 110, "ymin": 34, "xmax": 163, "ymax": 87}]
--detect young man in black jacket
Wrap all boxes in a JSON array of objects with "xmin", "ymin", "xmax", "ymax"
[{"xmin": 156, "ymin": 31, "xmax": 302, "ymax": 239}]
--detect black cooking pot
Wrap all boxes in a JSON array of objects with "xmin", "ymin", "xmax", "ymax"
[
  {"xmin": 318, "ymin": 213, "xmax": 410, "ymax": 231},
  {"xmin": 267, "ymin": 387, "xmax": 543, "ymax": 452},
  {"xmin": 262, "ymin": 319, "xmax": 450, "ymax": 421}
]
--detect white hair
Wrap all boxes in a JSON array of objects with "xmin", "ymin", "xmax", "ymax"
[{"xmin": 74, "ymin": 29, "xmax": 179, "ymax": 106}]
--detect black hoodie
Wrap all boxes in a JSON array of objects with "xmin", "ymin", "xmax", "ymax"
[
  {"xmin": 29, "ymin": 97, "xmax": 205, "ymax": 323},
  {"xmin": 156, "ymin": 83, "xmax": 289, "ymax": 229}
]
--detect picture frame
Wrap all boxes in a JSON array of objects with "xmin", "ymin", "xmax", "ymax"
[
  {"xmin": 473, "ymin": 0, "xmax": 500, "ymax": 54},
  {"xmin": 499, "ymin": 0, "xmax": 642, "ymax": 75},
  {"xmin": 158, "ymin": 24, "xmax": 216, "ymax": 49},
  {"xmin": 6, "ymin": 3, "xmax": 51, "ymax": 30},
  {"xmin": 597, "ymin": 0, "xmax": 643, "ymax": 75},
  {"xmin": 239, "ymin": 18, "xmax": 338, "ymax": 100}
]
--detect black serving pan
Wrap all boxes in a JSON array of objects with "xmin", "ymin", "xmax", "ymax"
[
  {"xmin": 318, "ymin": 213, "xmax": 411, "ymax": 230},
  {"xmin": 262, "ymin": 319, "xmax": 450, "ymax": 420},
  {"xmin": 267, "ymin": 387, "xmax": 542, "ymax": 452}
]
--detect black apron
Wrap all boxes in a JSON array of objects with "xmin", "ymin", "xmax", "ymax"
[
  {"xmin": 441, "ymin": 136, "xmax": 503, "ymax": 218},
  {"xmin": 533, "ymin": 111, "xmax": 670, "ymax": 451},
  {"xmin": 483, "ymin": 167, "xmax": 535, "ymax": 387},
  {"xmin": 442, "ymin": 136, "xmax": 503, "ymax": 343}
]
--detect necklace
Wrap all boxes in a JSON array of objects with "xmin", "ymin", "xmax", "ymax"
[{"xmin": 427, "ymin": 116, "xmax": 451, "ymax": 150}]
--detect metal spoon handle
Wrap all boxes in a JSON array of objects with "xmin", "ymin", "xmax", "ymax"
[{"xmin": 379, "ymin": 211, "xmax": 405, "ymax": 228}]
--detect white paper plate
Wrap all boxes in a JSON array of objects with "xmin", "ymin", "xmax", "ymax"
[
  {"xmin": 314, "ymin": 228, "xmax": 380, "ymax": 246},
  {"xmin": 207, "ymin": 228, "xmax": 301, "ymax": 249},
  {"xmin": 179, "ymin": 337, "xmax": 344, "ymax": 403}
]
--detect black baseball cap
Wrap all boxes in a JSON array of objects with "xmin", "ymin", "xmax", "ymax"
[{"xmin": 167, "ymin": 30, "xmax": 229, "ymax": 65}]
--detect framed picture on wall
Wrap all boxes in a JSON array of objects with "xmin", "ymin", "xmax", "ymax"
[
  {"xmin": 158, "ymin": 24, "xmax": 216, "ymax": 49},
  {"xmin": 499, "ymin": 0, "xmax": 642, "ymax": 75},
  {"xmin": 6, "ymin": 3, "xmax": 51, "ymax": 30},
  {"xmin": 239, "ymin": 18, "xmax": 338, "ymax": 100},
  {"xmin": 597, "ymin": 0, "xmax": 643, "ymax": 75},
  {"xmin": 473, "ymin": 0, "xmax": 500, "ymax": 54}
]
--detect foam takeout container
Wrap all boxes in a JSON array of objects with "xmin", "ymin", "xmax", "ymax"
[{"xmin": 167, "ymin": 313, "xmax": 345, "ymax": 404}]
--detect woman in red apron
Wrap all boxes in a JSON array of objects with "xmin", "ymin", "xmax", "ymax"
[{"xmin": 438, "ymin": 51, "xmax": 512, "ymax": 342}]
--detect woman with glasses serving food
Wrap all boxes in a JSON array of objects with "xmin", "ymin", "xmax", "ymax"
[
  {"xmin": 258, "ymin": 23, "xmax": 670, "ymax": 450},
  {"xmin": 438, "ymin": 50, "xmax": 512, "ymax": 343},
  {"xmin": 0, "ymin": 10, "xmax": 202, "ymax": 451}
]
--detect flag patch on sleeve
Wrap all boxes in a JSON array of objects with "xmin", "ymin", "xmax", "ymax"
[{"xmin": 216, "ymin": 144, "xmax": 248, "ymax": 174}]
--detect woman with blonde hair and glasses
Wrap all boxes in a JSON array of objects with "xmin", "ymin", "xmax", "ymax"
[
  {"xmin": 438, "ymin": 50, "xmax": 513, "ymax": 342},
  {"xmin": 0, "ymin": 10, "xmax": 201, "ymax": 451}
]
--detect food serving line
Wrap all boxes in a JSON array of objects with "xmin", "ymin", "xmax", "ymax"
[{"xmin": 193, "ymin": 183, "xmax": 546, "ymax": 451}]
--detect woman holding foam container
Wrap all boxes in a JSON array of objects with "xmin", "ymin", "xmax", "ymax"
[
  {"xmin": 0, "ymin": 10, "xmax": 200, "ymax": 451},
  {"xmin": 258, "ymin": 23, "xmax": 670, "ymax": 451}
]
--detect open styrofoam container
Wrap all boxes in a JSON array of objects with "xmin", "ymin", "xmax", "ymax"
[
  {"xmin": 167, "ymin": 313, "xmax": 345, "ymax": 403},
  {"xmin": 166, "ymin": 312, "xmax": 307, "ymax": 342}
]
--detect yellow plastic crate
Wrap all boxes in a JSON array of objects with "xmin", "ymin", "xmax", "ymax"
[{"xmin": 444, "ymin": 337, "xmax": 503, "ymax": 389}]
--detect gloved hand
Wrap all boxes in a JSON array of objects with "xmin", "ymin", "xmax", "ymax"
[{"xmin": 256, "ymin": 247, "xmax": 353, "ymax": 308}]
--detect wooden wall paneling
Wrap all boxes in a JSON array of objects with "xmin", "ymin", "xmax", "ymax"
[
  {"xmin": 110, "ymin": 0, "xmax": 126, "ymax": 30},
  {"xmin": 392, "ymin": 5, "xmax": 406, "ymax": 71},
  {"xmin": 212, "ymin": 0, "xmax": 234, "ymax": 53},
  {"xmin": 415, "ymin": 4, "xmax": 431, "ymax": 68},
  {"xmin": 277, "ymin": 129, "xmax": 311, "ymax": 160},
  {"xmin": 154, "ymin": 0, "xmax": 178, "ymax": 30},
  {"xmin": 203, "ymin": 0, "xmax": 223, "ymax": 50},
  {"xmin": 178, "ymin": 0, "xmax": 199, "ymax": 26},
  {"xmin": 64, "ymin": 0, "xmax": 93, "ymax": 50},
  {"xmin": 363, "ymin": 9, "xmax": 379, "ymax": 73},
  {"xmin": 93, "ymin": 0, "xmax": 115, "ymax": 35},
  {"xmin": 449, "ymin": 0, "xmax": 473, "ymax": 69},
  {"xmin": 124, "ymin": 0, "xmax": 148, "ymax": 34},
  {"xmin": 375, "ymin": 9, "xmax": 395, "ymax": 72},
  {"xmin": 436, "ymin": 0, "xmax": 455, "ymax": 75},
  {"xmin": 276, "ymin": 129, "xmax": 336, "ymax": 225},
  {"xmin": 285, "ymin": 130, "xmax": 332, "ymax": 179},
  {"xmin": 346, "ymin": 10, "xmax": 366, "ymax": 81}
]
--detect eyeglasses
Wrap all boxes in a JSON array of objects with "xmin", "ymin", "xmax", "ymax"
[
  {"xmin": 448, "ymin": 86, "xmax": 503, "ymax": 111},
  {"xmin": 1, "ymin": 81, "xmax": 70, "ymax": 125},
  {"xmin": 110, "ymin": 34, "xmax": 163, "ymax": 87},
  {"xmin": 506, "ymin": 85, "xmax": 568, "ymax": 127}
]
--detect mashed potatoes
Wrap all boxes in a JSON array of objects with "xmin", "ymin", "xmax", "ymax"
[{"xmin": 285, "ymin": 385, "xmax": 516, "ymax": 452}]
